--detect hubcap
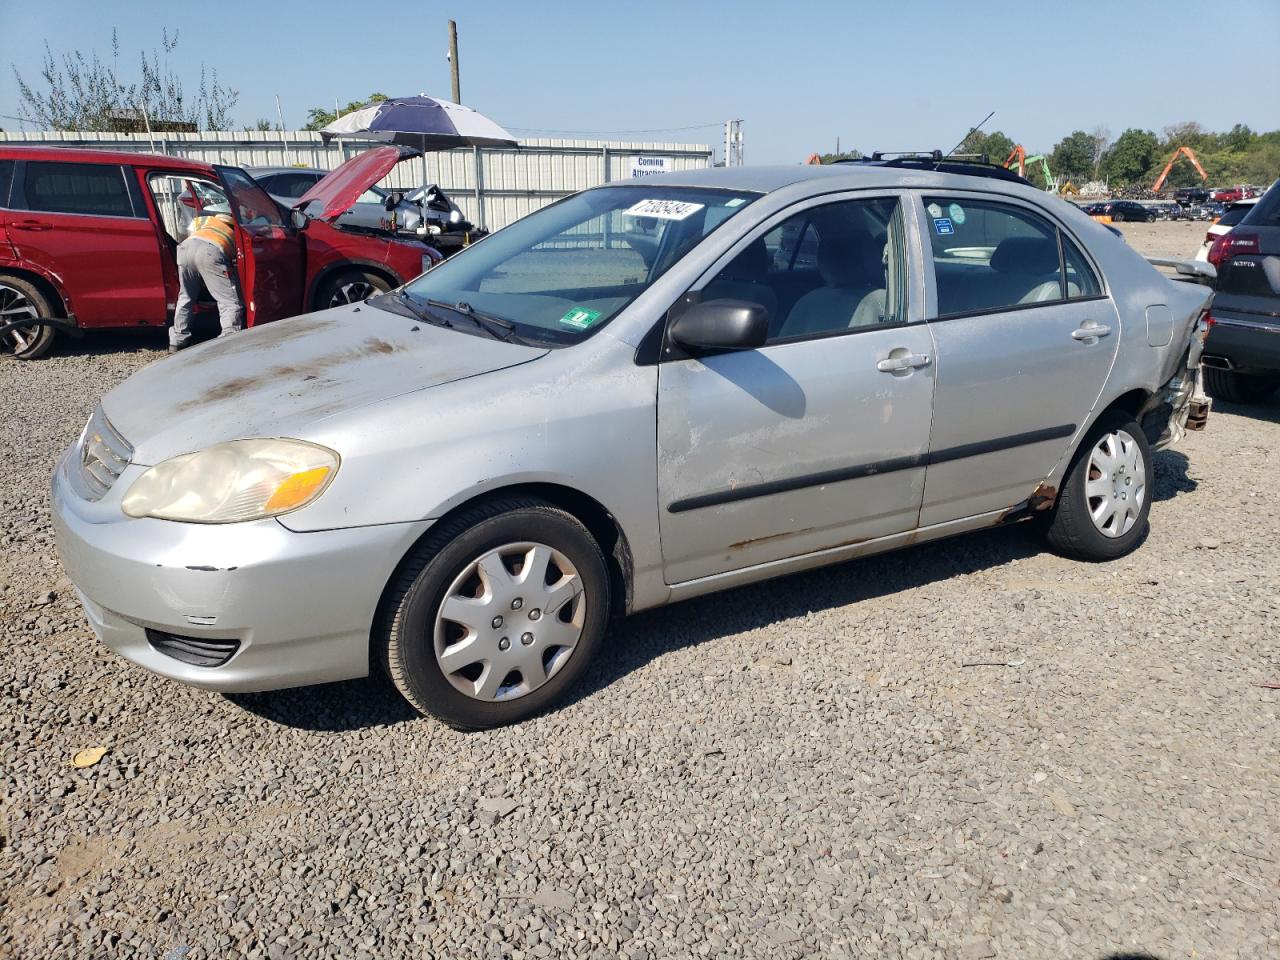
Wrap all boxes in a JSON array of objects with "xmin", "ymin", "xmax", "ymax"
[
  {"xmin": 329, "ymin": 280, "xmax": 376, "ymax": 307},
  {"xmin": 0, "ymin": 283, "xmax": 40, "ymax": 353},
  {"xmin": 433, "ymin": 541, "xmax": 586, "ymax": 702},
  {"xmin": 1085, "ymin": 429, "xmax": 1146, "ymax": 538}
]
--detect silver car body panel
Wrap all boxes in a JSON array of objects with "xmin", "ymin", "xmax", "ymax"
[{"xmin": 52, "ymin": 162, "xmax": 1212, "ymax": 693}]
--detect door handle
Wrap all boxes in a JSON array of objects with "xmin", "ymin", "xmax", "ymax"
[
  {"xmin": 877, "ymin": 352, "xmax": 931, "ymax": 373},
  {"xmin": 11, "ymin": 219, "xmax": 53, "ymax": 231},
  {"xmin": 1071, "ymin": 322, "xmax": 1111, "ymax": 341}
]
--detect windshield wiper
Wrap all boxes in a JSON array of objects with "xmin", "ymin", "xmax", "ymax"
[
  {"xmin": 425, "ymin": 298, "xmax": 518, "ymax": 341},
  {"xmin": 385, "ymin": 290, "xmax": 453, "ymax": 328}
]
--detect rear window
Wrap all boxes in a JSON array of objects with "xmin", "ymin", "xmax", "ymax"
[
  {"xmin": 1240, "ymin": 183, "xmax": 1280, "ymax": 227},
  {"xmin": 20, "ymin": 161, "xmax": 136, "ymax": 217},
  {"xmin": 1218, "ymin": 204, "xmax": 1254, "ymax": 228},
  {"xmin": 0, "ymin": 160, "xmax": 13, "ymax": 207}
]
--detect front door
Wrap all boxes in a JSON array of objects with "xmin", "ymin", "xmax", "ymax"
[
  {"xmin": 7, "ymin": 160, "xmax": 166, "ymax": 327},
  {"xmin": 215, "ymin": 166, "xmax": 304, "ymax": 325},
  {"xmin": 657, "ymin": 194, "xmax": 936, "ymax": 584},
  {"xmin": 916, "ymin": 193, "xmax": 1120, "ymax": 526}
]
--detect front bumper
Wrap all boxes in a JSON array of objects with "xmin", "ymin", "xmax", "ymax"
[{"xmin": 52, "ymin": 450, "xmax": 432, "ymax": 693}]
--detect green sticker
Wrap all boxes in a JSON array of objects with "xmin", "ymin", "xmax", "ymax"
[{"xmin": 559, "ymin": 307, "xmax": 602, "ymax": 329}]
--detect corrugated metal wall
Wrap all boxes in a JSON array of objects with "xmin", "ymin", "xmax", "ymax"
[{"xmin": 0, "ymin": 131, "xmax": 713, "ymax": 231}]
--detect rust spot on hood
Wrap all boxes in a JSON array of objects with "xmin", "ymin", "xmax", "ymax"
[{"xmin": 174, "ymin": 337, "xmax": 403, "ymax": 411}]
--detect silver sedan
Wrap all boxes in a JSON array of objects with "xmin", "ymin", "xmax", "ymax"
[{"xmin": 53, "ymin": 159, "xmax": 1212, "ymax": 729}]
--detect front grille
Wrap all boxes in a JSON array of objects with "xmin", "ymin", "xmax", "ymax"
[
  {"xmin": 146, "ymin": 629, "xmax": 240, "ymax": 668},
  {"xmin": 76, "ymin": 406, "xmax": 132, "ymax": 501}
]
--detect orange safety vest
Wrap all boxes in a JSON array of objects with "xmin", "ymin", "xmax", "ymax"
[{"xmin": 189, "ymin": 215, "xmax": 236, "ymax": 258}]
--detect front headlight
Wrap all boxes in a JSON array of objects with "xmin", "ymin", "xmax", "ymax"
[{"xmin": 122, "ymin": 439, "xmax": 338, "ymax": 523}]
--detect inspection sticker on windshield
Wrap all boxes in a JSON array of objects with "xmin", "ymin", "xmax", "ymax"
[
  {"xmin": 933, "ymin": 217, "xmax": 955, "ymax": 235},
  {"xmin": 559, "ymin": 307, "xmax": 602, "ymax": 330},
  {"xmin": 624, "ymin": 198, "xmax": 705, "ymax": 220}
]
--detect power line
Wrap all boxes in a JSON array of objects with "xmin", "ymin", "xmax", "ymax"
[{"xmin": 507, "ymin": 122, "xmax": 723, "ymax": 137}]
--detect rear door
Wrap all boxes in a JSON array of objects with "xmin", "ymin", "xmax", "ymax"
[
  {"xmin": 917, "ymin": 192, "xmax": 1119, "ymax": 526},
  {"xmin": 214, "ymin": 166, "xmax": 304, "ymax": 325},
  {"xmin": 7, "ymin": 159, "xmax": 167, "ymax": 327}
]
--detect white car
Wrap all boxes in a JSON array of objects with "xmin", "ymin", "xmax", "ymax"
[{"xmin": 1196, "ymin": 198, "xmax": 1259, "ymax": 261}]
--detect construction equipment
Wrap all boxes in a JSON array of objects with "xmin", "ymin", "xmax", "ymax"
[
  {"xmin": 1003, "ymin": 145, "xmax": 1059, "ymax": 191},
  {"xmin": 1152, "ymin": 146, "xmax": 1208, "ymax": 192}
]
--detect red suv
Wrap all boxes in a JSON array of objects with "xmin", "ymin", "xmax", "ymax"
[{"xmin": 0, "ymin": 145, "xmax": 441, "ymax": 358}]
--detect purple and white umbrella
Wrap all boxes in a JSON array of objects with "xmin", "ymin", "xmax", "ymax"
[{"xmin": 319, "ymin": 95, "xmax": 518, "ymax": 151}]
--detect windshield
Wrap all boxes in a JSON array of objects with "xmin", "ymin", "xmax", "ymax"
[{"xmin": 396, "ymin": 186, "xmax": 757, "ymax": 343}]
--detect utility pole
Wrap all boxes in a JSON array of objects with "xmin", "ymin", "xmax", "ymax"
[
  {"xmin": 448, "ymin": 20, "xmax": 461, "ymax": 104},
  {"xmin": 722, "ymin": 119, "xmax": 744, "ymax": 167}
]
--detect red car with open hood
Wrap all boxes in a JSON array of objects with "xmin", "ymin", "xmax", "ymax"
[{"xmin": 0, "ymin": 144, "xmax": 441, "ymax": 358}]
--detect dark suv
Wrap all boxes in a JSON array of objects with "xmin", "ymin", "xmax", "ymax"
[
  {"xmin": 1203, "ymin": 179, "xmax": 1280, "ymax": 403},
  {"xmin": 1175, "ymin": 187, "xmax": 1210, "ymax": 206}
]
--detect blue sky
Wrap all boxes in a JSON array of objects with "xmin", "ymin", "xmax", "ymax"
[{"xmin": 3, "ymin": 0, "xmax": 1278, "ymax": 164}]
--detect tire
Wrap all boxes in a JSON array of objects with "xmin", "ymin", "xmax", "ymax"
[
  {"xmin": 313, "ymin": 269, "xmax": 392, "ymax": 311},
  {"xmin": 379, "ymin": 497, "xmax": 611, "ymax": 730},
  {"xmin": 1112, "ymin": 211, "xmax": 1125, "ymax": 222},
  {"xmin": 1044, "ymin": 412, "xmax": 1152, "ymax": 562},
  {"xmin": 1146, "ymin": 212, "xmax": 1157, "ymax": 222},
  {"xmin": 1202, "ymin": 367, "xmax": 1278, "ymax": 404},
  {"xmin": 0, "ymin": 276, "xmax": 58, "ymax": 360}
]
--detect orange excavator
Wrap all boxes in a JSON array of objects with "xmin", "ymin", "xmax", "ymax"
[{"xmin": 1152, "ymin": 146, "xmax": 1208, "ymax": 192}]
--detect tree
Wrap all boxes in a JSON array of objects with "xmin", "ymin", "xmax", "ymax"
[
  {"xmin": 243, "ymin": 118, "xmax": 275, "ymax": 132},
  {"xmin": 1050, "ymin": 130, "xmax": 1100, "ymax": 184},
  {"xmin": 1222, "ymin": 123, "xmax": 1256, "ymax": 152},
  {"xmin": 1101, "ymin": 128, "xmax": 1159, "ymax": 185},
  {"xmin": 13, "ymin": 29, "xmax": 238, "ymax": 131},
  {"xmin": 304, "ymin": 93, "xmax": 389, "ymax": 131},
  {"xmin": 818, "ymin": 149, "xmax": 863, "ymax": 163},
  {"xmin": 955, "ymin": 129, "xmax": 1016, "ymax": 164}
]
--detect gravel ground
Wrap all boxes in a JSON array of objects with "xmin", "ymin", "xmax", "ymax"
[{"xmin": 2, "ymin": 224, "xmax": 1277, "ymax": 959}]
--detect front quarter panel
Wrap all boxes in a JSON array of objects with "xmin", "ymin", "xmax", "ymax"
[{"xmin": 277, "ymin": 331, "xmax": 666, "ymax": 606}]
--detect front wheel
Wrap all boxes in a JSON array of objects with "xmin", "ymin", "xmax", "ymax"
[
  {"xmin": 313, "ymin": 269, "xmax": 392, "ymax": 311},
  {"xmin": 379, "ymin": 497, "xmax": 611, "ymax": 730},
  {"xmin": 1112, "ymin": 211, "xmax": 1125, "ymax": 222},
  {"xmin": 1044, "ymin": 413, "xmax": 1152, "ymax": 562}
]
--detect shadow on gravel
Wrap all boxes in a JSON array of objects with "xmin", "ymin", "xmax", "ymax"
[
  {"xmin": 54, "ymin": 328, "xmax": 168, "ymax": 357},
  {"xmin": 1151, "ymin": 449, "xmax": 1196, "ymax": 502},
  {"xmin": 226, "ymin": 675, "xmax": 419, "ymax": 732},
  {"xmin": 1211, "ymin": 395, "xmax": 1280, "ymax": 425},
  {"xmin": 566, "ymin": 520, "xmax": 1052, "ymax": 711},
  {"xmin": 1100, "ymin": 953, "xmax": 1166, "ymax": 960}
]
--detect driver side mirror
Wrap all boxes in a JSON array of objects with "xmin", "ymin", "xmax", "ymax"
[
  {"xmin": 289, "ymin": 209, "xmax": 309, "ymax": 230},
  {"xmin": 669, "ymin": 299, "xmax": 769, "ymax": 351}
]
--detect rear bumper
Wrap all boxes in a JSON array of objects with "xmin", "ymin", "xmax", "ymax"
[
  {"xmin": 1204, "ymin": 311, "xmax": 1280, "ymax": 375},
  {"xmin": 52, "ymin": 450, "xmax": 433, "ymax": 692}
]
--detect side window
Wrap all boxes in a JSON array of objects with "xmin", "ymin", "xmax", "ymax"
[
  {"xmin": 0, "ymin": 159, "xmax": 14, "ymax": 207},
  {"xmin": 925, "ymin": 198, "xmax": 1066, "ymax": 315},
  {"xmin": 20, "ymin": 162, "xmax": 135, "ymax": 217},
  {"xmin": 701, "ymin": 197, "xmax": 907, "ymax": 342},
  {"xmin": 216, "ymin": 167, "xmax": 287, "ymax": 234},
  {"xmin": 1061, "ymin": 235, "xmax": 1101, "ymax": 297}
]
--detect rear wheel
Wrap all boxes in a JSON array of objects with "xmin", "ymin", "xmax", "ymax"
[
  {"xmin": 1203, "ymin": 367, "xmax": 1277, "ymax": 404},
  {"xmin": 1112, "ymin": 211, "xmax": 1125, "ymax": 222},
  {"xmin": 0, "ymin": 277, "xmax": 58, "ymax": 360},
  {"xmin": 313, "ymin": 269, "xmax": 392, "ymax": 311},
  {"xmin": 379, "ymin": 497, "xmax": 611, "ymax": 730},
  {"xmin": 1044, "ymin": 413, "xmax": 1151, "ymax": 562}
]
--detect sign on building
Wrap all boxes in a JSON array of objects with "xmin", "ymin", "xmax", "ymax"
[{"xmin": 628, "ymin": 156, "xmax": 674, "ymax": 179}]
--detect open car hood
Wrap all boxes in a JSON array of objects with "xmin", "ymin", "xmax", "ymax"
[{"xmin": 294, "ymin": 145, "xmax": 420, "ymax": 222}]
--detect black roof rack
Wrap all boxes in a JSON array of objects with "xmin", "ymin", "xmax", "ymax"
[{"xmin": 832, "ymin": 151, "xmax": 1032, "ymax": 186}]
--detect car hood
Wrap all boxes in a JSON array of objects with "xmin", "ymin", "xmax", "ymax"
[
  {"xmin": 294, "ymin": 145, "xmax": 420, "ymax": 222},
  {"xmin": 102, "ymin": 304, "xmax": 548, "ymax": 465}
]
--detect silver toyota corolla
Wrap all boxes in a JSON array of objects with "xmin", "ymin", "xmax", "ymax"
[{"xmin": 53, "ymin": 160, "xmax": 1213, "ymax": 729}]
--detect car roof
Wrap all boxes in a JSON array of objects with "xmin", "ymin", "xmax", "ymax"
[
  {"xmin": 245, "ymin": 166, "xmax": 324, "ymax": 176},
  {"xmin": 0, "ymin": 144, "xmax": 212, "ymax": 174},
  {"xmin": 592, "ymin": 162, "xmax": 1045, "ymax": 197}
]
